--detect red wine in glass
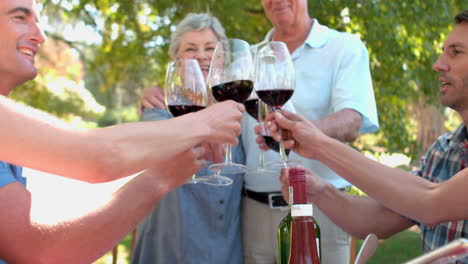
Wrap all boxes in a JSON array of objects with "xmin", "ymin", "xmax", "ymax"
[
  {"xmin": 168, "ymin": 105, "xmax": 206, "ymax": 117},
  {"xmin": 256, "ymin": 89, "xmax": 293, "ymax": 110},
  {"xmin": 206, "ymin": 38, "xmax": 254, "ymax": 177},
  {"xmin": 165, "ymin": 59, "xmax": 211, "ymax": 184},
  {"xmin": 263, "ymin": 135, "xmax": 291, "ymax": 156},
  {"xmin": 211, "ymin": 80, "xmax": 253, "ymax": 103},
  {"xmin": 245, "ymin": 96, "xmax": 276, "ymax": 175},
  {"xmin": 244, "ymin": 98, "xmax": 259, "ymax": 121},
  {"xmin": 254, "ymin": 41, "xmax": 295, "ymax": 168}
]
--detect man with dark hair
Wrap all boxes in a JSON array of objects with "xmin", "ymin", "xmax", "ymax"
[
  {"xmin": 268, "ymin": 10, "xmax": 468, "ymax": 263},
  {"xmin": 0, "ymin": 0, "xmax": 244, "ymax": 263}
]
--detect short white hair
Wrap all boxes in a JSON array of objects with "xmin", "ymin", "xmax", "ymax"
[{"xmin": 169, "ymin": 13, "xmax": 227, "ymax": 59}]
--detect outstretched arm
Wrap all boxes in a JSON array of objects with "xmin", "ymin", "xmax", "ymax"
[
  {"xmin": 0, "ymin": 147, "xmax": 204, "ymax": 264},
  {"xmin": 280, "ymin": 167, "xmax": 413, "ymax": 239},
  {"xmin": 0, "ymin": 96, "xmax": 243, "ymax": 182},
  {"xmin": 270, "ymin": 111, "xmax": 468, "ymax": 226}
]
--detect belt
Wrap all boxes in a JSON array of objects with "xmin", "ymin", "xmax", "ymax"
[{"xmin": 243, "ymin": 188, "xmax": 289, "ymax": 209}]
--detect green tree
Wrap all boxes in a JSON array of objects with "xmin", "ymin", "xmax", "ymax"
[{"xmin": 32, "ymin": 0, "xmax": 466, "ymax": 160}]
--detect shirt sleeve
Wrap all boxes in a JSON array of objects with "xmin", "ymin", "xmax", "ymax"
[
  {"xmin": 0, "ymin": 161, "xmax": 20, "ymax": 188},
  {"xmin": 141, "ymin": 108, "xmax": 172, "ymax": 122},
  {"xmin": 331, "ymin": 34, "xmax": 379, "ymax": 134}
]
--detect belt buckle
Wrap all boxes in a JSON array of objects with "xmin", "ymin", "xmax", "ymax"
[{"xmin": 268, "ymin": 193, "xmax": 289, "ymax": 210}]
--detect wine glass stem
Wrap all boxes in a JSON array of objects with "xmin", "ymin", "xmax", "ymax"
[
  {"xmin": 274, "ymin": 108, "xmax": 288, "ymax": 164},
  {"xmin": 224, "ymin": 144, "xmax": 233, "ymax": 164},
  {"xmin": 279, "ymin": 140, "xmax": 288, "ymax": 163},
  {"xmin": 258, "ymin": 150, "xmax": 265, "ymax": 170},
  {"xmin": 185, "ymin": 174, "xmax": 198, "ymax": 184}
]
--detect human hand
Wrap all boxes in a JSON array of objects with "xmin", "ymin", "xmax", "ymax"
[
  {"xmin": 195, "ymin": 100, "xmax": 245, "ymax": 145},
  {"xmin": 280, "ymin": 165, "xmax": 329, "ymax": 204},
  {"xmin": 266, "ymin": 110, "xmax": 326, "ymax": 160},
  {"xmin": 200, "ymin": 143, "xmax": 225, "ymax": 164},
  {"xmin": 144, "ymin": 145, "xmax": 207, "ymax": 191},
  {"xmin": 138, "ymin": 86, "xmax": 165, "ymax": 115},
  {"xmin": 254, "ymin": 122, "xmax": 273, "ymax": 151}
]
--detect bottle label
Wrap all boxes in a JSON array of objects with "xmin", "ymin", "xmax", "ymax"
[{"xmin": 291, "ymin": 204, "xmax": 313, "ymax": 217}]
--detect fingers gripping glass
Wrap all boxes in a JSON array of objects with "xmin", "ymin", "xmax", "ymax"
[
  {"xmin": 255, "ymin": 41, "xmax": 295, "ymax": 168},
  {"xmin": 207, "ymin": 38, "xmax": 254, "ymax": 176},
  {"xmin": 265, "ymin": 102, "xmax": 300, "ymax": 168},
  {"xmin": 165, "ymin": 59, "xmax": 211, "ymax": 184}
]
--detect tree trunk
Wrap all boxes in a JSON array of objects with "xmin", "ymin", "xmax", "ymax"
[{"xmin": 413, "ymin": 97, "xmax": 446, "ymax": 158}]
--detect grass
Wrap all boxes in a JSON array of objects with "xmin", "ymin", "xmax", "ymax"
[
  {"xmin": 355, "ymin": 229, "xmax": 424, "ymax": 264},
  {"xmin": 94, "ymin": 228, "xmax": 424, "ymax": 264}
]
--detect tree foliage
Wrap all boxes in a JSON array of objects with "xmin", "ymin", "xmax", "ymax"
[{"xmin": 30, "ymin": 0, "xmax": 467, "ymax": 160}]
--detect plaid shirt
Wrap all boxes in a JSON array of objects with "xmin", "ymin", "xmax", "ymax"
[{"xmin": 414, "ymin": 123, "xmax": 468, "ymax": 263}]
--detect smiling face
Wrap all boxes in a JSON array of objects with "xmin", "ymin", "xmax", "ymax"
[
  {"xmin": 433, "ymin": 22, "xmax": 468, "ymax": 112},
  {"xmin": 0, "ymin": 0, "xmax": 45, "ymax": 95},
  {"xmin": 261, "ymin": 0, "xmax": 309, "ymax": 30},
  {"xmin": 176, "ymin": 29, "xmax": 219, "ymax": 80}
]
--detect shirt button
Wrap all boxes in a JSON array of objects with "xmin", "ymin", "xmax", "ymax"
[
  {"xmin": 218, "ymin": 215, "xmax": 224, "ymax": 220},
  {"xmin": 219, "ymin": 200, "xmax": 225, "ymax": 204}
]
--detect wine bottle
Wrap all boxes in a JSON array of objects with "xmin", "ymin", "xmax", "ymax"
[
  {"xmin": 277, "ymin": 167, "xmax": 295, "ymax": 264},
  {"xmin": 277, "ymin": 210, "xmax": 292, "ymax": 264},
  {"xmin": 277, "ymin": 168, "xmax": 321, "ymax": 264}
]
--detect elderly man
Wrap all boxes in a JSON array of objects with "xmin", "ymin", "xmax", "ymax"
[{"xmin": 240, "ymin": 0, "xmax": 378, "ymax": 263}]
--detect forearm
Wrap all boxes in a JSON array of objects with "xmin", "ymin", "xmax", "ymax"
[
  {"xmin": 314, "ymin": 108, "xmax": 362, "ymax": 142},
  {"xmin": 91, "ymin": 113, "xmax": 208, "ymax": 180},
  {"xmin": 316, "ymin": 136, "xmax": 462, "ymax": 225},
  {"xmin": 1, "ymin": 96, "xmax": 241, "ymax": 183},
  {"xmin": 0, "ymin": 96, "xmax": 113, "ymax": 181},
  {"xmin": 314, "ymin": 183, "xmax": 413, "ymax": 239},
  {"xmin": 0, "ymin": 96, "xmax": 206, "ymax": 182},
  {"xmin": 29, "ymin": 173, "xmax": 165, "ymax": 264},
  {"xmin": 0, "ymin": 140, "xmax": 201, "ymax": 263},
  {"xmin": 3, "ymin": 119, "xmax": 204, "ymax": 183}
]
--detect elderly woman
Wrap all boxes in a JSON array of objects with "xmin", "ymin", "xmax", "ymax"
[{"xmin": 131, "ymin": 13, "xmax": 244, "ymax": 264}]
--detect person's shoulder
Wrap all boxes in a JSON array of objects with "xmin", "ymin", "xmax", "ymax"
[
  {"xmin": 428, "ymin": 128, "xmax": 459, "ymax": 152},
  {"xmin": 315, "ymin": 20, "xmax": 364, "ymax": 50},
  {"xmin": 328, "ymin": 27, "xmax": 363, "ymax": 46},
  {"xmin": 438, "ymin": 123, "xmax": 465, "ymax": 145}
]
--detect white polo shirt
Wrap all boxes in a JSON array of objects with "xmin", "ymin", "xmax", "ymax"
[{"xmin": 242, "ymin": 19, "xmax": 379, "ymax": 192}]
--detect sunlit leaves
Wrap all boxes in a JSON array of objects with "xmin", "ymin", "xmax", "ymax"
[{"xmin": 30, "ymin": 0, "xmax": 467, "ymax": 157}]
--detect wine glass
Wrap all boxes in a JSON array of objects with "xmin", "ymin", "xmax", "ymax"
[
  {"xmin": 255, "ymin": 41, "xmax": 295, "ymax": 168},
  {"xmin": 263, "ymin": 102, "xmax": 300, "ymax": 168},
  {"xmin": 165, "ymin": 58, "xmax": 211, "ymax": 184},
  {"xmin": 207, "ymin": 38, "xmax": 254, "ymax": 175},
  {"xmin": 244, "ymin": 91, "xmax": 277, "ymax": 174}
]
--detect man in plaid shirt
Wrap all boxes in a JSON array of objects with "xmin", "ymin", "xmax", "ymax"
[
  {"xmin": 268, "ymin": 10, "xmax": 468, "ymax": 263},
  {"xmin": 414, "ymin": 123, "xmax": 468, "ymax": 255}
]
